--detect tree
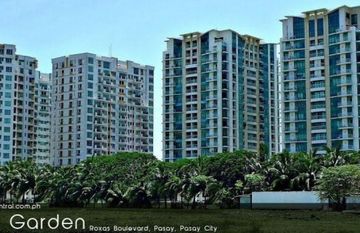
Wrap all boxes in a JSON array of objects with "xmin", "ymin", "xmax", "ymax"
[
  {"xmin": 323, "ymin": 147, "xmax": 347, "ymax": 167},
  {"xmin": 165, "ymin": 175, "xmax": 183, "ymax": 207},
  {"xmin": 2, "ymin": 149, "xmax": 360, "ymax": 210},
  {"xmin": 317, "ymin": 165, "xmax": 360, "ymax": 211},
  {"xmin": 266, "ymin": 152, "xmax": 298, "ymax": 191},
  {"xmin": 292, "ymin": 151, "xmax": 322, "ymax": 191},
  {"xmin": 148, "ymin": 162, "xmax": 172, "ymax": 208},
  {"xmin": 244, "ymin": 173, "xmax": 266, "ymax": 193},
  {"xmin": 259, "ymin": 143, "xmax": 269, "ymax": 162},
  {"xmin": 205, "ymin": 151, "xmax": 247, "ymax": 190}
]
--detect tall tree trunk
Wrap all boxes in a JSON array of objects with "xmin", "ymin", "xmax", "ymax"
[
  {"xmin": 203, "ymin": 191, "xmax": 207, "ymax": 209},
  {"xmin": 192, "ymin": 196, "xmax": 196, "ymax": 209},
  {"xmin": 342, "ymin": 197, "xmax": 346, "ymax": 211}
]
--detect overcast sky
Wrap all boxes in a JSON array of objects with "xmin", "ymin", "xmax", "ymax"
[{"xmin": 1, "ymin": 0, "xmax": 358, "ymax": 159}]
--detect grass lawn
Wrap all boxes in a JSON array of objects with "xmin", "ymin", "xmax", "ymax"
[{"xmin": 0, "ymin": 207, "xmax": 359, "ymax": 233}]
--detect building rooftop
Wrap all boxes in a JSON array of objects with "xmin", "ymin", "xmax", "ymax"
[{"xmin": 281, "ymin": 5, "xmax": 360, "ymax": 21}]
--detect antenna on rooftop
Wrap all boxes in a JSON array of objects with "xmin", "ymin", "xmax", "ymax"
[{"xmin": 109, "ymin": 44, "xmax": 112, "ymax": 57}]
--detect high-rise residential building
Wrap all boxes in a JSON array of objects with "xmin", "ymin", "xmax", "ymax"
[
  {"xmin": 34, "ymin": 72, "xmax": 51, "ymax": 165},
  {"xmin": 51, "ymin": 53, "xmax": 154, "ymax": 166},
  {"xmin": 163, "ymin": 29, "xmax": 279, "ymax": 162},
  {"xmin": 0, "ymin": 44, "xmax": 38, "ymax": 165},
  {"xmin": 280, "ymin": 5, "xmax": 360, "ymax": 153}
]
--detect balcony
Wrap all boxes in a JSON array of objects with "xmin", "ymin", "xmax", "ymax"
[
  {"xmin": 336, "ymin": 112, "xmax": 353, "ymax": 118},
  {"xmin": 340, "ymin": 145, "xmax": 354, "ymax": 151},
  {"xmin": 337, "ymin": 91, "xmax": 352, "ymax": 97},
  {"xmin": 310, "ymin": 85, "xmax": 325, "ymax": 91},
  {"xmin": 338, "ymin": 123, "xmax": 353, "ymax": 129},
  {"xmin": 284, "ymin": 127, "xmax": 297, "ymax": 133},
  {"xmin": 336, "ymin": 58, "xmax": 352, "ymax": 65},
  {"xmin": 311, "ymin": 124, "xmax": 326, "ymax": 130},
  {"xmin": 282, "ymin": 66, "xmax": 296, "ymax": 72},
  {"xmin": 284, "ymin": 107, "xmax": 297, "ymax": 113},
  {"xmin": 335, "ymin": 134, "xmax": 354, "ymax": 139},
  {"xmin": 340, "ymin": 47, "xmax": 351, "ymax": 53},
  {"xmin": 283, "ymin": 87, "xmax": 296, "ymax": 92},
  {"xmin": 337, "ymin": 79, "xmax": 352, "ymax": 86},
  {"xmin": 312, "ymin": 139, "xmax": 327, "ymax": 144},
  {"xmin": 311, "ymin": 105, "xmax": 326, "ymax": 112},
  {"xmin": 338, "ymin": 102, "xmax": 353, "ymax": 108}
]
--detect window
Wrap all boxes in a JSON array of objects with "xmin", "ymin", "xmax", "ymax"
[
  {"xmin": 317, "ymin": 18, "xmax": 324, "ymax": 36},
  {"xmin": 309, "ymin": 20, "xmax": 315, "ymax": 37},
  {"xmin": 351, "ymin": 14, "xmax": 358, "ymax": 26},
  {"xmin": 6, "ymin": 49, "xmax": 13, "ymax": 55},
  {"xmin": 328, "ymin": 10, "xmax": 339, "ymax": 33},
  {"xmin": 103, "ymin": 61, "xmax": 110, "ymax": 69},
  {"xmin": 293, "ymin": 17, "xmax": 305, "ymax": 38}
]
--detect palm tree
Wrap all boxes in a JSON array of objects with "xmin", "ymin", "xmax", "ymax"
[
  {"xmin": 292, "ymin": 151, "xmax": 322, "ymax": 191},
  {"xmin": 148, "ymin": 162, "xmax": 172, "ymax": 208},
  {"xmin": 165, "ymin": 175, "xmax": 183, "ymax": 208},
  {"xmin": 324, "ymin": 146, "xmax": 346, "ymax": 167},
  {"xmin": 186, "ymin": 174, "xmax": 217, "ymax": 209},
  {"xmin": 267, "ymin": 152, "xmax": 297, "ymax": 191}
]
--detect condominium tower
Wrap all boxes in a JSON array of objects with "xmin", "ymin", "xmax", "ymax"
[
  {"xmin": 280, "ymin": 5, "xmax": 360, "ymax": 153},
  {"xmin": 51, "ymin": 53, "xmax": 154, "ymax": 166},
  {"xmin": 163, "ymin": 29, "xmax": 279, "ymax": 161},
  {"xmin": 34, "ymin": 72, "xmax": 51, "ymax": 165},
  {"xmin": 0, "ymin": 44, "xmax": 50, "ymax": 165}
]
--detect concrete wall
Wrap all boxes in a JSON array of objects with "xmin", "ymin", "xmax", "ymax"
[
  {"xmin": 252, "ymin": 191, "xmax": 328, "ymax": 209},
  {"xmin": 346, "ymin": 196, "xmax": 360, "ymax": 210}
]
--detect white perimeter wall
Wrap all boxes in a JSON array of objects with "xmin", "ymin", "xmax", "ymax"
[{"xmin": 252, "ymin": 191, "xmax": 327, "ymax": 204}]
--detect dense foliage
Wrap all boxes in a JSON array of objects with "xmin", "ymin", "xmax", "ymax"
[
  {"xmin": 317, "ymin": 165, "xmax": 360, "ymax": 210},
  {"xmin": 0, "ymin": 149, "xmax": 359, "ymax": 209}
]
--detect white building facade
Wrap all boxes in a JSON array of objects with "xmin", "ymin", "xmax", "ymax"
[
  {"xmin": 163, "ymin": 30, "xmax": 279, "ymax": 161},
  {"xmin": 34, "ymin": 72, "xmax": 51, "ymax": 165},
  {"xmin": 0, "ymin": 44, "xmax": 44, "ymax": 165},
  {"xmin": 280, "ymin": 5, "xmax": 360, "ymax": 153},
  {"xmin": 51, "ymin": 53, "xmax": 154, "ymax": 166}
]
